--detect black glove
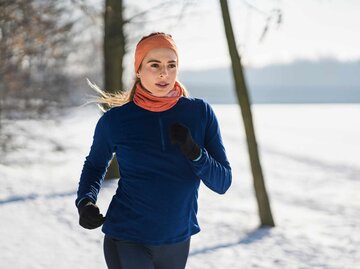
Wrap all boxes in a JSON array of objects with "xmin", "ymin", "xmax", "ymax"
[
  {"xmin": 169, "ymin": 123, "xmax": 201, "ymax": 160},
  {"xmin": 77, "ymin": 198, "xmax": 105, "ymax": 229}
]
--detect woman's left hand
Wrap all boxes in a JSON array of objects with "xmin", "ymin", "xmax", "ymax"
[{"xmin": 169, "ymin": 123, "xmax": 201, "ymax": 160}]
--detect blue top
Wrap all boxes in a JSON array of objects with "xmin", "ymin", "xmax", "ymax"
[{"xmin": 76, "ymin": 97, "xmax": 232, "ymax": 245}]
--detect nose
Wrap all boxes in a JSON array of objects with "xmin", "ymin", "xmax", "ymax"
[{"xmin": 159, "ymin": 66, "xmax": 168, "ymax": 77}]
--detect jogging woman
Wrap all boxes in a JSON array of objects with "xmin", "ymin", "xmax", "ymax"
[{"xmin": 75, "ymin": 32, "xmax": 232, "ymax": 269}]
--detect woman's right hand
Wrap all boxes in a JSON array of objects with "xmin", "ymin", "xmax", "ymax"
[{"xmin": 77, "ymin": 198, "xmax": 106, "ymax": 229}]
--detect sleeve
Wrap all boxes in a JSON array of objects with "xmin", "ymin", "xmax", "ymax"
[
  {"xmin": 75, "ymin": 112, "xmax": 115, "ymax": 206},
  {"xmin": 187, "ymin": 100, "xmax": 232, "ymax": 194}
]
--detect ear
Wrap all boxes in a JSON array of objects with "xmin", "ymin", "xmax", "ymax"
[{"xmin": 136, "ymin": 72, "xmax": 140, "ymax": 78}]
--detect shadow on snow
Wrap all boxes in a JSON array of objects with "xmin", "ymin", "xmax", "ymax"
[{"xmin": 189, "ymin": 227, "xmax": 272, "ymax": 256}]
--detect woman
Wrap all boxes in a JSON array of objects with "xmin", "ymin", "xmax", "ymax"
[{"xmin": 76, "ymin": 32, "xmax": 232, "ymax": 269}]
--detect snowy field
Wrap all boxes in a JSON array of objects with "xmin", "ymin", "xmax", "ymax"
[{"xmin": 1, "ymin": 103, "xmax": 359, "ymax": 269}]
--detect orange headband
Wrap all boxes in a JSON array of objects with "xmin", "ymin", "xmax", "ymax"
[{"xmin": 134, "ymin": 33, "xmax": 178, "ymax": 73}]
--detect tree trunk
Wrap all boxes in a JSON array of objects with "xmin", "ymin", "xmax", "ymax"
[
  {"xmin": 103, "ymin": 0, "xmax": 125, "ymax": 180},
  {"xmin": 219, "ymin": 0, "xmax": 275, "ymax": 227}
]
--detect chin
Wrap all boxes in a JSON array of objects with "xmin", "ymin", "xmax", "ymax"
[
  {"xmin": 153, "ymin": 89, "xmax": 172, "ymax": 97},
  {"xmin": 156, "ymin": 92, "xmax": 169, "ymax": 97}
]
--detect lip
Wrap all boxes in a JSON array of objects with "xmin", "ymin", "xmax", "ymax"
[{"xmin": 155, "ymin": 82, "xmax": 169, "ymax": 88}]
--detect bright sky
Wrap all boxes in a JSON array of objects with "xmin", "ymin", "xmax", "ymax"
[{"xmin": 126, "ymin": 0, "xmax": 360, "ymax": 70}]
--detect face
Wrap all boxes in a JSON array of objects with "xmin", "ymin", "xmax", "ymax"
[{"xmin": 137, "ymin": 48, "xmax": 178, "ymax": 97}]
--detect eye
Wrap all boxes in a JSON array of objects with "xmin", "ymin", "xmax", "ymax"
[
  {"xmin": 169, "ymin": 64, "xmax": 177, "ymax": 68},
  {"xmin": 150, "ymin": 63, "xmax": 159, "ymax": 68}
]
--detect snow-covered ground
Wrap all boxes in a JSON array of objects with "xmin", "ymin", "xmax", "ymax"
[{"xmin": 1, "ymin": 103, "xmax": 359, "ymax": 269}]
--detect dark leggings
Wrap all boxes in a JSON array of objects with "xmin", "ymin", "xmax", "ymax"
[{"xmin": 103, "ymin": 235, "xmax": 190, "ymax": 269}]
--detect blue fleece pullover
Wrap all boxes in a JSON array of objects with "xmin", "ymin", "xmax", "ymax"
[{"xmin": 76, "ymin": 97, "xmax": 232, "ymax": 245}]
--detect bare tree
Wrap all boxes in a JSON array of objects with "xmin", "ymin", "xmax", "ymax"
[
  {"xmin": 0, "ymin": 0, "xmax": 75, "ymax": 120},
  {"xmin": 219, "ymin": 0, "xmax": 275, "ymax": 227},
  {"xmin": 102, "ymin": 0, "xmax": 125, "ymax": 179},
  {"xmin": 0, "ymin": 0, "xmax": 75, "ymax": 155}
]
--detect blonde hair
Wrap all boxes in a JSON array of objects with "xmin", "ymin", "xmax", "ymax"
[{"xmin": 85, "ymin": 78, "xmax": 190, "ymax": 112}]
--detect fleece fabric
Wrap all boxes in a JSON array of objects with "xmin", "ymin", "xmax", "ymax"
[{"xmin": 76, "ymin": 97, "xmax": 232, "ymax": 245}]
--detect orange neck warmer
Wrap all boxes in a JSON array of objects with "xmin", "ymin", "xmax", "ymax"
[{"xmin": 133, "ymin": 81, "xmax": 184, "ymax": 112}]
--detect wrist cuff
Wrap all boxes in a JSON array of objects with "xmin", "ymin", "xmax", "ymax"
[
  {"xmin": 77, "ymin": 197, "xmax": 91, "ymax": 208},
  {"xmin": 192, "ymin": 148, "xmax": 202, "ymax": 161}
]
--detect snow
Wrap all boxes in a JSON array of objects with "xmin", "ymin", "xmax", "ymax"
[{"xmin": 1, "ymin": 104, "xmax": 359, "ymax": 269}]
